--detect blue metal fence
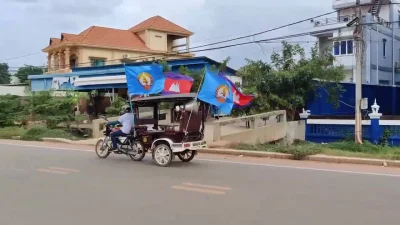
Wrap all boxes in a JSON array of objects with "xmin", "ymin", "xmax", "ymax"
[
  {"xmin": 306, "ymin": 83, "xmax": 400, "ymax": 116},
  {"xmin": 307, "ymin": 124, "xmax": 371, "ymax": 143}
]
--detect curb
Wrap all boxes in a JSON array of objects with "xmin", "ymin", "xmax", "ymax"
[
  {"xmin": 40, "ymin": 139, "xmax": 400, "ymax": 168},
  {"xmin": 199, "ymin": 148, "xmax": 294, "ymax": 159},
  {"xmin": 42, "ymin": 138, "xmax": 73, "ymax": 144},
  {"xmin": 199, "ymin": 148, "xmax": 400, "ymax": 168}
]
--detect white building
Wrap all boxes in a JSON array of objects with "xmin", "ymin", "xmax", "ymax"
[{"xmin": 311, "ymin": 0, "xmax": 400, "ymax": 85}]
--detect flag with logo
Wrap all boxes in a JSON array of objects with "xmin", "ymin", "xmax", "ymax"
[
  {"xmin": 198, "ymin": 70, "xmax": 234, "ymax": 115},
  {"xmin": 125, "ymin": 65, "xmax": 165, "ymax": 96},
  {"xmin": 219, "ymin": 72, "xmax": 254, "ymax": 108}
]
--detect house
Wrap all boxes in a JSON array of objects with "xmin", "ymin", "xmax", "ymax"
[
  {"xmin": 43, "ymin": 15, "xmax": 194, "ymax": 74},
  {"xmin": 310, "ymin": 0, "xmax": 400, "ymax": 85}
]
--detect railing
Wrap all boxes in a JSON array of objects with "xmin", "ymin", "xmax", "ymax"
[
  {"xmin": 305, "ymin": 119, "xmax": 400, "ymax": 145},
  {"xmin": 312, "ymin": 16, "xmax": 353, "ymax": 27},
  {"xmin": 373, "ymin": 16, "xmax": 392, "ymax": 28}
]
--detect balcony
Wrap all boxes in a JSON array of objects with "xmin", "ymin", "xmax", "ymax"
[{"xmin": 312, "ymin": 16, "xmax": 356, "ymax": 27}]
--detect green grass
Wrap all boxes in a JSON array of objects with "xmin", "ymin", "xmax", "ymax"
[
  {"xmin": 233, "ymin": 141, "xmax": 322, "ymax": 160},
  {"xmin": 0, "ymin": 126, "xmax": 82, "ymax": 141},
  {"xmin": 230, "ymin": 140, "xmax": 400, "ymax": 160},
  {"xmin": 21, "ymin": 127, "xmax": 80, "ymax": 141},
  {"xmin": 0, "ymin": 127, "xmax": 26, "ymax": 139}
]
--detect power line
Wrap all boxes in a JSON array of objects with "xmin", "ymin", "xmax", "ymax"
[
  {"xmin": 0, "ymin": 52, "xmax": 42, "ymax": 62},
  {"xmin": 7, "ymin": 18, "xmax": 400, "ymax": 69},
  {"xmin": 188, "ymin": 11, "xmax": 337, "ymax": 50}
]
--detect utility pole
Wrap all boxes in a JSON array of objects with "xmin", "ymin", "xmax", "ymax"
[{"xmin": 354, "ymin": 0, "xmax": 363, "ymax": 144}]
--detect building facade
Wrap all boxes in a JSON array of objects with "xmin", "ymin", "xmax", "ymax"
[
  {"xmin": 311, "ymin": 0, "xmax": 400, "ymax": 85},
  {"xmin": 43, "ymin": 16, "xmax": 194, "ymax": 74}
]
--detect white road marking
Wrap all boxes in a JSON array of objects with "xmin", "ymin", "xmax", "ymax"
[
  {"xmin": 0, "ymin": 143, "xmax": 92, "ymax": 152},
  {"xmin": 197, "ymin": 159, "xmax": 400, "ymax": 178},
  {"xmin": 182, "ymin": 182, "xmax": 232, "ymax": 191},
  {"xmin": 48, "ymin": 167, "xmax": 80, "ymax": 173},
  {"xmin": 2, "ymin": 142, "xmax": 400, "ymax": 178},
  {"xmin": 36, "ymin": 168, "xmax": 68, "ymax": 175},
  {"xmin": 171, "ymin": 185, "xmax": 226, "ymax": 195}
]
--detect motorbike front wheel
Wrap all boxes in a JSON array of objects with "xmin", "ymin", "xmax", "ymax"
[{"xmin": 95, "ymin": 138, "xmax": 111, "ymax": 159}]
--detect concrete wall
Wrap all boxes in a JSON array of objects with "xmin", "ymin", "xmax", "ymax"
[
  {"xmin": 220, "ymin": 121, "xmax": 305, "ymax": 145},
  {"xmin": 148, "ymin": 30, "xmax": 167, "ymax": 51},
  {"xmin": 0, "ymin": 85, "xmax": 29, "ymax": 96},
  {"xmin": 77, "ymin": 47, "xmax": 143, "ymax": 67}
]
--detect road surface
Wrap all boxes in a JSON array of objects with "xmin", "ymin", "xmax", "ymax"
[{"xmin": 1, "ymin": 140, "xmax": 399, "ymax": 225}]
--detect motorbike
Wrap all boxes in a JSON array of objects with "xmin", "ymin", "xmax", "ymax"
[{"xmin": 95, "ymin": 116, "xmax": 146, "ymax": 161}]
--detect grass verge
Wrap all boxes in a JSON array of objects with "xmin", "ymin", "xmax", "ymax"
[
  {"xmin": 228, "ymin": 140, "xmax": 400, "ymax": 160},
  {"xmin": 0, "ymin": 126, "xmax": 82, "ymax": 141},
  {"xmin": 0, "ymin": 127, "xmax": 25, "ymax": 139},
  {"xmin": 21, "ymin": 127, "xmax": 80, "ymax": 141}
]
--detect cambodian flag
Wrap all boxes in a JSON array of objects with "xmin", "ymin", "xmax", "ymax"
[
  {"xmin": 125, "ymin": 65, "xmax": 165, "ymax": 96},
  {"xmin": 163, "ymin": 72, "xmax": 194, "ymax": 94},
  {"xmin": 198, "ymin": 70, "xmax": 234, "ymax": 115},
  {"xmin": 219, "ymin": 73, "xmax": 254, "ymax": 108}
]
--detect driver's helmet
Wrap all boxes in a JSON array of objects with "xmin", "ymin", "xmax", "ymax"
[{"xmin": 120, "ymin": 105, "xmax": 132, "ymax": 115}]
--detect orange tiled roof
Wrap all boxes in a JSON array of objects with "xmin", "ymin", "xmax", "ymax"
[
  {"xmin": 78, "ymin": 26, "xmax": 148, "ymax": 50},
  {"xmin": 45, "ymin": 26, "xmax": 149, "ymax": 51},
  {"xmin": 129, "ymin": 15, "xmax": 193, "ymax": 36},
  {"xmin": 49, "ymin": 38, "xmax": 61, "ymax": 46},
  {"xmin": 44, "ymin": 16, "xmax": 192, "ymax": 51},
  {"xmin": 61, "ymin": 33, "xmax": 81, "ymax": 42}
]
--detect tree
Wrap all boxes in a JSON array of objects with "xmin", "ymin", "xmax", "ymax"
[
  {"xmin": 238, "ymin": 41, "xmax": 345, "ymax": 120},
  {"xmin": 158, "ymin": 60, "xmax": 171, "ymax": 72},
  {"xmin": 0, "ymin": 95, "xmax": 24, "ymax": 126},
  {"xmin": 0, "ymin": 63, "xmax": 11, "ymax": 84},
  {"xmin": 15, "ymin": 65, "xmax": 43, "ymax": 84}
]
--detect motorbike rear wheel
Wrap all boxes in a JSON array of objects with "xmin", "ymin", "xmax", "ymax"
[
  {"xmin": 129, "ymin": 140, "xmax": 146, "ymax": 161},
  {"xmin": 95, "ymin": 138, "xmax": 111, "ymax": 159}
]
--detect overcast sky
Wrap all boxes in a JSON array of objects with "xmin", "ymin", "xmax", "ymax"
[{"xmin": 0, "ymin": 0, "xmax": 333, "ymax": 71}]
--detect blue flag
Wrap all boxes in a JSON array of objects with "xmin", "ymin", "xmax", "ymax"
[
  {"xmin": 198, "ymin": 70, "xmax": 234, "ymax": 115},
  {"xmin": 125, "ymin": 65, "xmax": 165, "ymax": 96}
]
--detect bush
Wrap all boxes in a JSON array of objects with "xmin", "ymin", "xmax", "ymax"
[
  {"xmin": 21, "ymin": 127, "xmax": 78, "ymax": 141},
  {"xmin": 233, "ymin": 140, "xmax": 322, "ymax": 160}
]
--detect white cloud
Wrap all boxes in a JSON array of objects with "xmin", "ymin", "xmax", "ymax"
[{"xmin": 0, "ymin": 0, "xmax": 333, "ymax": 69}]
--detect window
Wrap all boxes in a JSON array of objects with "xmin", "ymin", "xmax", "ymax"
[
  {"xmin": 90, "ymin": 58, "xmax": 105, "ymax": 67},
  {"xmin": 333, "ymin": 42, "xmax": 340, "ymax": 55},
  {"xmin": 383, "ymin": 39, "xmax": 387, "ymax": 57},
  {"xmin": 347, "ymin": 40, "xmax": 353, "ymax": 54},
  {"xmin": 333, "ymin": 40, "xmax": 354, "ymax": 55}
]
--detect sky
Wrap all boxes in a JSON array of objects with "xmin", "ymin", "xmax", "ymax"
[{"xmin": 0, "ymin": 0, "xmax": 334, "ymax": 71}]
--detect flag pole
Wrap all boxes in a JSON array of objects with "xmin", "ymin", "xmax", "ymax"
[{"xmin": 184, "ymin": 68, "xmax": 207, "ymax": 135}]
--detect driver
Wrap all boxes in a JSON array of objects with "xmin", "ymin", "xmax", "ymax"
[{"xmin": 106, "ymin": 106, "xmax": 135, "ymax": 151}]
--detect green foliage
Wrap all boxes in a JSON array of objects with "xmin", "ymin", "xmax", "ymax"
[
  {"xmin": 158, "ymin": 60, "xmax": 171, "ymax": 72},
  {"xmin": 233, "ymin": 140, "xmax": 321, "ymax": 160},
  {"xmin": 380, "ymin": 128, "xmax": 392, "ymax": 147},
  {"xmin": 0, "ymin": 63, "xmax": 11, "ymax": 84},
  {"xmin": 105, "ymin": 97, "xmax": 126, "ymax": 116},
  {"xmin": 15, "ymin": 65, "xmax": 43, "ymax": 84},
  {"xmin": 23, "ymin": 91, "xmax": 84, "ymax": 129},
  {"xmin": 0, "ymin": 95, "xmax": 24, "ymax": 126},
  {"xmin": 178, "ymin": 66, "xmax": 204, "ymax": 92},
  {"xmin": 0, "ymin": 127, "xmax": 25, "ymax": 139},
  {"xmin": 237, "ymin": 41, "xmax": 345, "ymax": 120},
  {"xmin": 21, "ymin": 127, "xmax": 77, "ymax": 141}
]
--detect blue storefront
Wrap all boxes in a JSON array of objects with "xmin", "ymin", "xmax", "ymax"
[{"xmin": 28, "ymin": 56, "xmax": 238, "ymax": 92}]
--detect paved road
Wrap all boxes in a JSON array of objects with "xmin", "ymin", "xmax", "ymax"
[{"xmin": 1, "ymin": 141, "xmax": 400, "ymax": 225}]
